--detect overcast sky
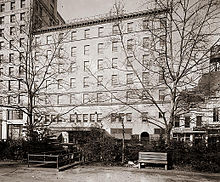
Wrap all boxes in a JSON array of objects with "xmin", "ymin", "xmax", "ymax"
[{"xmin": 57, "ymin": 0, "xmax": 145, "ymax": 22}]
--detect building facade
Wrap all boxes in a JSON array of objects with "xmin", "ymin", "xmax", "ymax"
[
  {"xmin": 32, "ymin": 9, "xmax": 169, "ymax": 143},
  {"xmin": 0, "ymin": 0, "xmax": 64, "ymax": 140}
]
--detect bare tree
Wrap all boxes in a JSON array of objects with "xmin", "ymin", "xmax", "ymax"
[
  {"xmin": 103, "ymin": 0, "xmax": 220, "ymax": 145},
  {"xmin": 0, "ymin": 7, "xmax": 68, "ymax": 141}
]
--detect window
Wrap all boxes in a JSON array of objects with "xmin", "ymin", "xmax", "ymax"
[
  {"xmin": 196, "ymin": 116, "xmax": 202, "ymax": 127},
  {"xmin": 159, "ymin": 69, "xmax": 164, "ymax": 83},
  {"xmin": 7, "ymin": 110, "xmax": 23, "ymax": 120},
  {"xmin": 127, "ymin": 56, "xmax": 133, "ymax": 68},
  {"xmin": 34, "ymin": 52, "xmax": 40, "ymax": 61},
  {"xmin": 58, "ymin": 63, "xmax": 64, "ymax": 73},
  {"xmin": 185, "ymin": 116, "xmax": 190, "ymax": 128},
  {"xmin": 126, "ymin": 90, "xmax": 139, "ymax": 100},
  {"xmin": 0, "ymin": 68, "xmax": 3, "ymax": 76},
  {"xmin": 46, "ymin": 35, "xmax": 52, "ymax": 44},
  {"xmin": 83, "ymin": 114, "xmax": 88, "ymax": 122},
  {"xmin": 70, "ymin": 78, "xmax": 76, "ymax": 88},
  {"xmin": 20, "ymin": 25, "xmax": 25, "ymax": 34},
  {"xmin": 84, "ymin": 45, "xmax": 89, "ymax": 55},
  {"xmin": 119, "ymin": 113, "xmax": 125, "ymax": 122},
  {"xmin": 69, "ymin": 62, "xmax": 77, "ymax": 73},
  {"xmin": 97, "ymin": 75, "xmax": 103, "ymax": 86},
  {"xmin": 19, "ymin": 52, "xmax": 24, "ymax": 62},
  {"xmin": 57, "ymin": 95, "xmax": 61, "ymax": 105},
  {"xmin": 154, "ymin": 128, "xmax": 165, "ymax": 135},
  {"xmin": 84, "ymin": 29, "xmax": 90, "ymax": 39},
  {"xmin": 70, "ymin": 94, "xmax": 76, "ymax": 104},
  {"xmin": 83, "ymin": 93, "xmax": 89, "ymax": 103},
  {"xmin": 142, "ymin": 72, "xmax": 149, "ymax": 84},
  {"xmin": 70, "ymin": 114, "xmax": 77, "ymax": 122},
  {"xmin": 47, "ymin": 50, "xmax": 52, "ymax": 59},
  {"xmin": 112, "ymin": 41, "xmax": 118, "ymax": 52},
  {"xmin": 127, "ymin": 39, "xmax": 134, "ymax": 51},
  {"xmin": 58, "ymin": 33, "xmax": 64, "ymax": 41},
  {"xmin": 97, "ymin": 113, "xmax": 102, "ymax": 122},
  {"xmin": 0, "ymin": 29, "xmax": 4, "ymax": 37},
  {"xmin": 112, "ymin": 75, "xmax": 118, "ymax": 86},
  {"xmin": 142, "ymin": 112, "xmax": 148, "ymax": 122},
  {"xmin": 19, "ymin": 65, "xmax": 24, "ymax": 75},
  {"xmin": 143, "ymin": 55, "xmax": 150, "ymax": 69},
  {"xmin": 9, "ymin": 67, "xmax": 14, "ymax": 76},
  {"xmin": 20, "ymin": 13, "xmax": 25, "ymax": 21},
  {"xmin": 90, "ymin": 114, "xmax": 95, "ymax": 122},
  {"xmin": 0, "ymin": 17, "xmax": 4, "ymax": 24},
  {"xmin": 71, "ymin": 46, "xmax": 76, "ymax": 57},
  {"xmin": 110, "ymin": 113, "xmax": 117, "ymax": 122},
  {"xmin": 112, "ymin": 58, "xmax": 118, "ymax": 68},
  {"xmin": 112, "ymin": 24, "xmax": 119, "ymax": 34},
  {"xmin": 76, "ymin": 114, "xmax": 82, "ymax": 122},
  {"xmin": 213, "ymin": 108, "xmax": 219, "ymax": 122},
  {"xmin": 143, "ymin": 37, "xmax": 150, "ymax": 49},
  {"xmin": 98, "ymin": 27, "xmax": 104, "ymax": 37},
  {"xmin": 0, "ymin": 4, "xmax": 5, "ymax": 12},
  {"xmin": 143, "ymin": 19, "xmax": 149, "ymax": 30},
  {"xmin": 0, "ymin": 41, "xmax": 3, "ymax": 50},
  {"xmin": 7, "ymin": 53, "xmax": 13, "ymax": 63},
  {"xmin": 71, "ymin": 31, "xmax": 77, "ymax": 40},
  {"xmin": 98, "ymin": 43, "xmax": 104, "ymax": 54},
  {"xmin": 35, "ymin": 37, "xmax": 40, "ymax": 45},
  {"xmin": 83, "ymin": 77, "xmax": 89, "ymax": 87},
  {"xmin": 97, "ymin": 59, "xmax": 104, "ymax": 70},
  {"xmin": 11, "ymin": 2, "xmax": 15, "ymax": 10},
  {"xmin": 0, "ymin": 54, "xmax": 3, "ymax": 63},
  {"xmin": 126, "ymin": 73, "xmax": 133, "ymax": 84},
  {"xmin": 174, "ymin": 116, "xmax": 180, "ymax": 127},
  {"xmin": 159, "ymin": 89, "xmax": 166, "ymax": 101},
  {"xmin": 57, "ymin": 79, "xmax": 63, "ymax": 89},
  {"xmin": 10, "ymin": 40, "xmax": 14, "ymax": 49},
  {"xmin": 111, "ymin": 92, "xmax": 117, "ymax": 103},
  {"xmin": 21, "ymin": 0, "xmax": 25, "ymax": 8},
  {"xmin": 20, "ymin": 38, "xmax": 25, "ymax": 47},
  {"xmin": 97, "ymin": 92, "xmax": 104, "ymax": 103},
  {"xmin": 10, "ymin": 15, "xmax": 16, "ymax": 23},
  {"xmin": 83, "ymin": 61, "xmax": 89, "ymax": 71},
  {"xmin": 127, "ymin": 22, "xmax": 133, "ymax": 33},
  {"xmin": 126, "ymin": 113, "xmax": 132, "ymax": 122},
  {"xmin": 58, "ymin": 47, "xmax": 64, "ymax": 58},
  {"xmin": 44, "ymin": 115, "xmax": 50, "ymax": 124}
]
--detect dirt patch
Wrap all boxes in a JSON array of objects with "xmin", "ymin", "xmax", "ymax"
[{"xmin": 0, "ymin": 163, "xmax": 220, "ymax": 182}]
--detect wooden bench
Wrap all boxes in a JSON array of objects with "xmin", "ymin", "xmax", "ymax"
[{"xmin": 138, "ymin": 152, "xmax": 168, "ymax": 170}]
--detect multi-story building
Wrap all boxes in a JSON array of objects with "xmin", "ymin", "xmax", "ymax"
[
  {"xmin": 31, "ymin": 9, "xmax": 169, "ymax": 143},
  {"xmin": 0, "ymin": 0, "xmax": 64, "ymax": 140}
]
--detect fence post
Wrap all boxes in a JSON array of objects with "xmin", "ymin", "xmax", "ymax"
[
  {"xmin": 44, "ymin": 153, "xmax": 45, "ymax": 164},
  {"xmin": 57, "ymin": 156, "xmax": 59, "ymax": 170},
  {"xmin": 28, "ymin": 154, "xmax": 29, "ymax": 167}
]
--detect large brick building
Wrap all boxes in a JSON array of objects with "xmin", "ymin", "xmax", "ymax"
[{"xmin": 0, "ymin": 0, "xmax": 64, "ymax": 140}]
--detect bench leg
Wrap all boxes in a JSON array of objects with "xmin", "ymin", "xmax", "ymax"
[
  {"xmin": 165, "ymin": 165, "xmax": 168, "ymax": 170},
  {"xmin": 138, "ymin": 163, "xmax": 141, "ymax": 169}
]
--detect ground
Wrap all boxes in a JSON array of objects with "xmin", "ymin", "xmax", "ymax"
[{"xmin": 0, "ymin": 162, "xmax": 220, "ymax": 182}]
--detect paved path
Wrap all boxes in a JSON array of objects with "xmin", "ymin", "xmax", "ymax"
[{"xmin": 0, "ymin": 163, "xmax": 220, "ymax": 182}]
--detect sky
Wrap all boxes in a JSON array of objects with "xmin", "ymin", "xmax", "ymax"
[{"xmin": 57, "ymin": 0, "xmax": 146, "ymax": 22}]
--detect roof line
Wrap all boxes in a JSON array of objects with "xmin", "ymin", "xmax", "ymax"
[{"xmin": 34, "ymin": 8, "xmax": 168, "ymax": 35}]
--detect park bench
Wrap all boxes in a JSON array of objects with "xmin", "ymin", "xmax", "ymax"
[{"xmin": 138, "ymin": 152, "xmax": 168, "ymax": 170}]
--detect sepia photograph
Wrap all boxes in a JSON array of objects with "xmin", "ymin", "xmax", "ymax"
[{"xmin": 0, "ymin": 0, "xmax": 220, "ymax": 181}]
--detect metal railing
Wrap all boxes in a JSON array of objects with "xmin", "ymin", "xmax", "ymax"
[{"xmin": 28, "ymin": 151, "xmax": 81, "ymax": 170}]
